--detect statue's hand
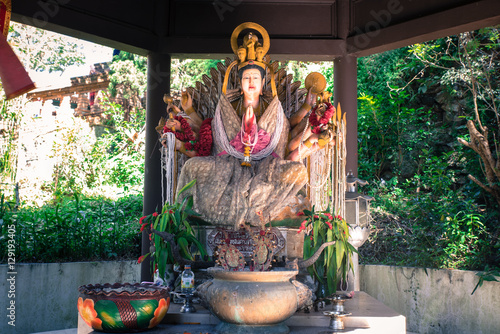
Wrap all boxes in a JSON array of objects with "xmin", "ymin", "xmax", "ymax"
[
  {"xmin": 244, "ymin": 105, "xmax": 255, "ymax": 134},
  {"xmin": 245, "ymin": 105, "xmax": 255, "ymax": 120},
  {"xmin": 167, "ymin": 103, "xmax": 181, "ymax": 115},
  {"xmin": 181, "ymin": 91, "xmax": 193, "ymax": 111},
  {"xmin": 318, "ymin": 129, "xmax": 334, "ymax": 148},
  {"xmin": 166, "ymin": 119, "xmax": 181, "ymax": 132},
  {"xmin": 305, "ymin": 87, "xmax": 317, "ymax": 108}
]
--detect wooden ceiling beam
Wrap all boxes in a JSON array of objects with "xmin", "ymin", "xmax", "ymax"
[
  {"xmin": 26, "ymin": 81, "xmax": 110, "ymax": 100},
  {"xmin": 161, "ymin": 37, "xmax": 346, "ymax": 61},
  {"xmin": 347, "ymin": 0, "xmax": 500, "ymax": 57}
]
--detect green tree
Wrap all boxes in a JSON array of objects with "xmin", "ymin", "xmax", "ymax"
[
  {"xmin": 1, "ymin": 23, "xmax": 86, "ymax": 198},
  {"xmin": 7, "ymin": 22, "xmax": 85, "ymax": 73}
]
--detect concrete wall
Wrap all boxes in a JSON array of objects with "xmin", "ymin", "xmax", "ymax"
[
  {"xmin": 2, "ymin": 262, "xmax": 498, "ymax": 334},
  {"xmin": 0, "ymin": 261, "xmax": 140, "ymax": 334},
  {"xmin": 360, "ymin": 264, "xmax": 500, "ymax": 334}
]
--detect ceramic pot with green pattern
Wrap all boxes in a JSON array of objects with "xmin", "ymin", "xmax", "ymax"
[{"xmin": 78, "ymin": 283, "xmax": 170, "ymax": 332}]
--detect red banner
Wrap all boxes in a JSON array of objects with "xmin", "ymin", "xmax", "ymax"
[
  {"xmin": 0, "ymin": 34, "xmax": 36, "ymax": 99},
  {"xmin": 0, "ymin": 0, "xmax": 11, "ymax": 37}
]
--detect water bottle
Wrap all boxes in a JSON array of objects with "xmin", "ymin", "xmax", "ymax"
[{"xmin": 181, "ymin": 264, "xmax": 195, "ymax": 294}]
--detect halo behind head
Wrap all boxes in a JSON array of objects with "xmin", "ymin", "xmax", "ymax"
[{"xmin": 223, "ymin": 22, "xmax": 276, "ymax": 97}]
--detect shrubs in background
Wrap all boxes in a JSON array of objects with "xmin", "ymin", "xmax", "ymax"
[{"xmin": 0, "ymin": 193, "xmax": 142, "ymax": 263}]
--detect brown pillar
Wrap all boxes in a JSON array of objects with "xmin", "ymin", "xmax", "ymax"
[
  {"xmin": 141, "ymin": 53, "xmax": 171, "ymax": 282},
  {"xmin": 334, "ymin": 55, "xmax": 358, "ymax": 176}
]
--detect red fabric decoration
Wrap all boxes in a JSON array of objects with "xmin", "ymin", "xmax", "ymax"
[
  {"xmin": 309, "ymin": 102, "xmax": 335, "ymax": 133},
  {"xmin": 185, "ymin": 118, "xmax": 213, "ymax": 156},
  {"xmin": 1, "ymin": 0, "xmax": 11, "ymax": 37},
  {"xmin": 0, "ymin": 34, "xmax": 36, "ymax": 100},
  {"xmin": 163, "ymin": 116, "xmax": 195, "ymax": 142}
]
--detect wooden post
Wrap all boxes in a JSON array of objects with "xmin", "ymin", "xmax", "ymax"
[
  {"xmin": 141, "ymin": 53, "xmax": 171, "ymax": 282},
  {"xmin": 334, "ymin": 56, "xmax": 358, "ymax": 177}
]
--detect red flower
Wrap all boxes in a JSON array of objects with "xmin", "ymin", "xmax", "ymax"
[
  {"xmin": 325, "ymin": 221, "xmax": 333, "ymax": 230},
  {"xmin": 153, "ymin": 212, "xmax": 158, "ymax": 217},
  {"xmin": 184, "ymin": 118, "xmax": 213, "ymax": 156},
  {"xmin": 169, "ymin": 210, "xmax": 173, "ymax": 214},
  {"xmin": 309, "ymin": 102, "xmax": 335, "ymax": 128},
  {"xmin": 310, "ymin": 236, "xmax": 313, "ymax": 241},
  {"xmin": 163, "ymin": 116, "xmax": 195, "ymax": 142},
  {"xmin": 314, "ymin": 215, "xmax": 319, "ymax": 219},
  {"xmin": 140, "ymin": 224, "xmax": 147, "ymax": 232},
  {"xmin": 297, "ymin": 211, "xmax": 304, "ymax": 216},
  {"xmin": 297, "ymin": 220, "xmax": 307, "ymax": 233},
  {"xmin": 138, "ymin": 255, "xmax": 145, "ymax": 264},
  {"xmin": 325, "ymin": 213, "xmax": 333, "ymax": 220},
  {"xmin": 139, "ymin": 215, "xmax": 147, "ymax": 225}
]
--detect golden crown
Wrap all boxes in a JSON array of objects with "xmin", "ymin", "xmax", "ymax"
[{"xmin": 223, "ymin": 22, "xmax": 277, "ymax": 97}]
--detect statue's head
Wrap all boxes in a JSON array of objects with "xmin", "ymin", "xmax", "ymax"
[
  {"xmin": 223, "ymin": 22, "xmax": 277, "ymax": 98},
  {"xmin": 239, "ymin": 67, "xmax": 265, "ymax": 97},
  {"xmin": 237, "ymin": 46, "xmax": 247, "ymax": 63},
  {"xmin": 238, "ymin": 63, "xmax": 265, "ymax": 80},
  {"xmin": 256, "ymin": 46, "xmax": 264, "ymax": 62}
]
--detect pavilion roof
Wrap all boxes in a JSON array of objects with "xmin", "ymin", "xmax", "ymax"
[{"xmin": 11, "ymin": 0, "xmax": 500, "ymax": 60}]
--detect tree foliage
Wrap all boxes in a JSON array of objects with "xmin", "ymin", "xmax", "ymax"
[
  {"xmin": 8, "ymin": 22, "xmax": 85, "ymax": 73},
  {"xmin": 356, "ymin": 27, "xmax": 500, "ymax": 271}
]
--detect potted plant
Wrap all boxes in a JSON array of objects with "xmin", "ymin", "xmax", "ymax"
[
  {"xmin": 138, "ymin": 180, "xmax": 209, "ymax": 287},
  {"xmin": 297, "ymin": 207, "xmax": 356, "ymax": 298}
]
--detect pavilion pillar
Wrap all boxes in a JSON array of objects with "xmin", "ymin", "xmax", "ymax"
[
  {"xmin": 334, "ymin": 55, "xmax": 360, "ymax": 291},
  {"xmin": 141, "ymin": 53, "xmax": 171, "ymax": 282},
  {"xmin": 334, "ymin": 55, "xmax": 358, "ymax": 177}
]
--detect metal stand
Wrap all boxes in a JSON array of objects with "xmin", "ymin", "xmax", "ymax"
[
  {"xmin": 318, "ymin": 294, "xmax": 353, "ymax": 333},
  {"xmin": 327, "ymin": 294, "xmax": 350, "ymax": 313},
  {"xmin": 174, "ymin": 292, "xmax": 197, "ymax": 313},
  {"xmin": 322, "ymin": 311, "xmax": 351, "ymax": 332}
]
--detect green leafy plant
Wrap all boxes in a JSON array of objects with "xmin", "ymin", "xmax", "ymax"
[
  {"xmin": 138, "ymin": 180, "xmax": 209, "ymax": 280},
  {"xmin": 299, "ymin": 208, "xmax": 356, "ymax": 297},
  {"xmin": 471, "ymin": 265, "xmax": 500, "ymax": 295},
  {"xmin": 0, "ymin": 193, "xmax": 143, "ymax": 263}
]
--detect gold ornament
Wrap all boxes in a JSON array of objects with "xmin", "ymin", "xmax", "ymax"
[
  {"xmin": 304, "ymin": 72, "xmax": 327, "ymax": 95},
  {"xmin": 223, "ymin": 22, "xmax": 277, "ymax": 97}
]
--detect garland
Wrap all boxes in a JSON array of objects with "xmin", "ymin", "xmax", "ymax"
[
  {"xmin": 185, "ymin": 118, "xmax": 213, "ymax": 156},
  {"xmin": 162, "ymin": 116, "xmax": 195, "ymax": 142},
  {"xmin": 309, "ymin": 102, "xmax": 335, "ymax": 134}
]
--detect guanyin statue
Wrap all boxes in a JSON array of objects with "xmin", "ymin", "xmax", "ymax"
[{"xmin": 159, "ymin": 22, "xmax": 336, "ymax": 228}]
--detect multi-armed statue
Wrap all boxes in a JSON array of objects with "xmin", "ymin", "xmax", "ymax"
[
  {"xmin": 153, "ymin": 22, "xmax": 350, "ymax": 334},
  {"xmin": 159, "ymin": 22, "xmax": 338, "ymax": 229}
]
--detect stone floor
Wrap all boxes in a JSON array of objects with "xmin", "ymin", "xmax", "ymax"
[{"xmin": 35, "ymin": 292, "xmax": 415, "ymax": 334}]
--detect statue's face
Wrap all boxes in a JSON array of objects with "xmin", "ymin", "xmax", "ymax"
[
  {"xmin": 241, "ymin": 68, "xmax": 263, "ymax": 97},
  {"xmin": 256, "ymin": 47, "xmax": 264, "ymax": 61},
  {"xmin": 237, "ymin": 47, "xmax": 247, "ymax": 62}
]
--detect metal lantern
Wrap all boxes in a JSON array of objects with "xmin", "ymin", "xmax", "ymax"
[{"xmin": 344, "ymin": 171, "xmax": 373, "ymax": 291}]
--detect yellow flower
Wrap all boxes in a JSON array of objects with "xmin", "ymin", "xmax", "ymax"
[
  {"xmin": 77, "ymin": 297, "xmax": 103, "ymax": 330},
  {"xmin": 148, "ymin": 297, "xmax": 170, "ymax": 328}
]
